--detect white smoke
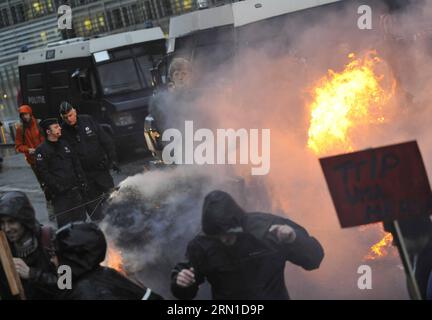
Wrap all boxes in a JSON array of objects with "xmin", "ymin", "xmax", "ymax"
[{"xmin": 101, "ymin": 0, "xmax": 432, "ymax": 299}]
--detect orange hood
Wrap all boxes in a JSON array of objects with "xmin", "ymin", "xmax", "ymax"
[{"xmin": 19, "ymin": 105, "xmax": 33, "ymax": 115}]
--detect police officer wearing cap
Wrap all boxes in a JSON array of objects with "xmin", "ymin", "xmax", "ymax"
[
  {"xmin": 59, "ymin": 102, "xmax": 119, "ymax": 222},
  {"xmin": 35, "ymin": 118, "xmax": 87, "ymax": 227}
]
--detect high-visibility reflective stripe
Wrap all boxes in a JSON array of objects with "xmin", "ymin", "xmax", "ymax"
[{"xmin": 142, "ymin": 288, "xmax": 152, "ymax": 300}]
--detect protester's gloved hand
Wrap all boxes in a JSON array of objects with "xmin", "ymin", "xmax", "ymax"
[{"xmin": 111, "ymin": 161, "xmax": 121, "ymax": 174}]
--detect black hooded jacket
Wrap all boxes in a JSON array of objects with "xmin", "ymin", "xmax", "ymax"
[
  {"xmin": 56, "ymin": 222, "xmax": 163, "ymax": 300},
  {"xmin": 0, "ymin": 191, "xmax": 58, "ymax": 300},
  {"xmin": 171, "ymin": 190, "xmax": 325, "ymax": 300}
]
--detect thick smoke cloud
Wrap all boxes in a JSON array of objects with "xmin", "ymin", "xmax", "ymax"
[{"xmin": 102, "ymin": 0, "xmax": 432, "ymax": 299}]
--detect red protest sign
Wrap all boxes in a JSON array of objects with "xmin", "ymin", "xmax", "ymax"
[{"xmin": 320, "ymin": 141, "xmax": 432, "ymax": 228}]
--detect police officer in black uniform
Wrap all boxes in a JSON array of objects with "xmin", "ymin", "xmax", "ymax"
[
  {"xmin": 35, "ymin": 118, "xmax": 87, "ymax": 227},
  {"xmin": 59, "ymin": 102, "xmax": 119, "ymax": 222}
]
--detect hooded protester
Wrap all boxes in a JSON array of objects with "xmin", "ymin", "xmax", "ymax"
[
  {"xmin": 14, "ymin": 105, "xmax": 44, "ymax": 175},
  {"xmin": 171, "ymin": 190, "xmax": 325, "ymax": 300},
  {"xmin": 0, "ymin": 191, "xmax": 58, "ymax": 300},
  {"xmin": 54, "ymin": 222, "xmax": 163, "ymax": 300}
]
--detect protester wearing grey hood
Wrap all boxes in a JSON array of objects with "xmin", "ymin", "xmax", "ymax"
[{"xmin": 0, "ymin": 191, "xmax": 58, "ymax": 300}]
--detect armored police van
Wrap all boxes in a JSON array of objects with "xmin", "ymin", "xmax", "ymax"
[{"xmin": 18, "ymin": 28, "xmax": 166, "ymax": 151}]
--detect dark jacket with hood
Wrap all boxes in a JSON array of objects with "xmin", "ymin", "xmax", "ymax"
[
  {"xmin": 0, "ymin": 191, "xmax": 58, "ymax": 300},
  {"xmin": 171, "ymin": 190, "xmax": 325, "ymax": 300},
  {"xmin": 56, "ymin": 222, "xmax": 163, "ymax": 300}
]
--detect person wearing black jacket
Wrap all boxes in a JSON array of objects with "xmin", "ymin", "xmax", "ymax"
[
  {"xmin": 59, "ymin": 102, "xmax": 119, "ymax": 221},
  {"xmin": 54, "ymin": 222, "xmax": 163, "ymax": 300},
  {"xmin": 0, "ymin": 191, "xmax": 59, "ymax": 300},
  {"xmin": 171, "ymin": 190, "xmax": 325, "ymax": 300},
  {"xmin": 35, "ymin": 118, "xmax": 87, "ymax": 227}
]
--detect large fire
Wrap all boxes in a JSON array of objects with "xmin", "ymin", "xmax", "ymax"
[
  {"xmin": 307, "ymin": 51, "xmax": 394, "ymax": 155},
  {"xmin": 307, "ymin": 51, "xmax": 396, "ymax": 259}
]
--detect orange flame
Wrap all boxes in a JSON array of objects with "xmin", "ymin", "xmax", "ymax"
[
  {"xmin": 307, "ymin": 51, "xmax": 394, "ymax": 156},
  {"xmin": 364, "ymin": 232, "xmax": 394, "ymax": 261},
  {"xmin": 307, "ymin": 51, "xmax": 396, "ymax": 258},
  {"xmin": 103, "ymin": 243, "xmax": 126, "ymax": 275}
]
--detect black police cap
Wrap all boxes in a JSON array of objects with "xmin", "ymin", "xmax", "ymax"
[
  {"xmin": 59, "ymin": 101, "xmax": 73, "ymax": 115},
  {"xmin": 39, "ymin": 118, "xmax": 59, "ymax": 131}
]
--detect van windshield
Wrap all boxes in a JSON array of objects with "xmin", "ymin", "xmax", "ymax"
[{"xmin": 97, "ymin": 58, "xmax": 146, "ymax": 95}]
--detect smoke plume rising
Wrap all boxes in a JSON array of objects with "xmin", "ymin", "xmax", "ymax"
[{"xmin": 103, "ymin": 0, "xmax": 432, "ymax": 299}]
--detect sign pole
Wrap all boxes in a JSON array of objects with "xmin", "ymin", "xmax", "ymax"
[
  {"xmin": 392, "ymin": 220, "xmax": 422, "ymax": 300},
  {"xmin": 0, "ymin": 231, "xmax": 26, "ymax": 300}
]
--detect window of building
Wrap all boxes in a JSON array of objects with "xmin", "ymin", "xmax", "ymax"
[
  {"xmin": 11, "ymin": 4, "xmax": 26, "ymax": 24},
  {"xmin": 110, "ymin": 8, "xmax": 124, "ymax": 30},
  {"xmin": 84, "ymin": 18, "xmax": 92, "ymax": 31},
  {"xmin": 32, "ymin": 1, "xmax": 44, "ymax": 16},
  {"xmin": 144, "ymin": 1, "xmax": 154, "ymax": 20},
  {"xmin": 131, "ymin": 4, "xmax": 143, "ymax": 25},
  {"xmin": 0, "ymin": 8, "xmax": 10, "ymax": 28},
  {"xmin": 155, "ymin": 0, "xmax": 165, "ymax": 17},
  {"xmin": 162, "ymin": 0, "xmax": 173, "ymax": 15},
  {"xmin": 122, "ymin": 7, "xmax": 130, "ymax": 27},
  {"xmin": 98, "ymin": 14, "xmax": 105, "ymax": 28}
]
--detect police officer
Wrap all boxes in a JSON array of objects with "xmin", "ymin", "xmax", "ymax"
[
  {"xmin": 35, "ymin": 118, "xmax": 87, "ymax": 227},
  {"xmin": 59, "ymin": 101, "xmax": 119, "ymax": 222}
]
